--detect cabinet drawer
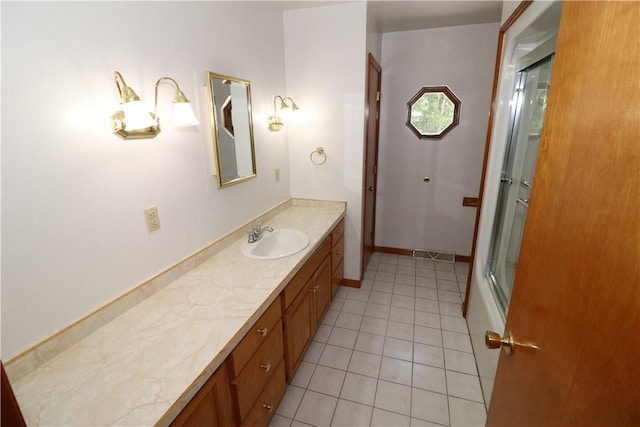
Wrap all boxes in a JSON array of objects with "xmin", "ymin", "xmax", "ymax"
[
  {"xmin": 240, "ymin": 360, "xmax": 287, "ymax": 427},
  {"xmin": 230, "ymin": 298, "xmax": 282, "ymax": 376},
  {"xmin": 233, "ymin": 321, "xmax": 284, "ymax": 422},
  {"xmin": 282, "ymin": 236, "xmax": 331, "ymax": 309},
  {"xmin": 331, "ymin": 218, "xmax": 345, "ymax": 244},
  {"xmin": 332, "ymin": 234, "xmax": 344, "ymax": 272}
]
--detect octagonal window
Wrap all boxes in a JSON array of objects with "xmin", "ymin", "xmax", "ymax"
[{"xmin": 406, "ymin": 86, "xmax": 461, "ymax": 139}]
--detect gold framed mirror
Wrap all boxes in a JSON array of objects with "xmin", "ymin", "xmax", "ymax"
[{"xmin": 205, "ymin": 71, "xmax": 257, "ymax": 188}]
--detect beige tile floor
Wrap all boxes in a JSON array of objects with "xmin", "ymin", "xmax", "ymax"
[{"xmin": 269, "ymin": 253, "xmax": 487, "ymax": 427}]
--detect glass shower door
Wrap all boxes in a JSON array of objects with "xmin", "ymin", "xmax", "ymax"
[{"xmin": 486, "ymin": 55, "xmax": 554, "ymax": 315}]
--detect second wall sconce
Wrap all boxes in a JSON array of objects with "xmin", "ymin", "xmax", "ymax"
[
  {"xmin": 268, "ymin": 95, "xmax": 300, "ymax": 132},
  {"xmin": 111, "ymin": 71, "xmax": 199, "ymax": 140}
]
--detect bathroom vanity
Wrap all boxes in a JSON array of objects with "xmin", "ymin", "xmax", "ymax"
[{"xmin": 8, "ymin": 200, "xmax": 346, "ymax": 426}]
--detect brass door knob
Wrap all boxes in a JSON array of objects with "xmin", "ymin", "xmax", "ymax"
[
  {"xmin": 256, "ymin": 327, "xmax": 268, "ymax": 337},
  {"xmin": 485, "ymin": 330, "xmax": 539, "ymax": 356}
]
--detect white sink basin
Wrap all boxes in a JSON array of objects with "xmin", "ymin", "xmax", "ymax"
[{"xmin": 241, "ymin": 229, "xmax": 310, "ymax": 260}]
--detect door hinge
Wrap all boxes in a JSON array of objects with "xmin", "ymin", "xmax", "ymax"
[
  {"xmin": 376, "ymin": 91, "xmax": 380, "ymax": 102},
  {"xmin": 373, "ymin": 165, "xmax": 377, "ymax": 174}
]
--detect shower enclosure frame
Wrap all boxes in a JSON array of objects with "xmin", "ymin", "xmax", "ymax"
[{"xmin": 485, "ymin": 54, "xmax": 555, "ymax": 316}]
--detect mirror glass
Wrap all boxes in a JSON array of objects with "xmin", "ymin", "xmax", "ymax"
[
  {"xmin": 206, "ymin": 71, "xmax": 256, "ymax": 187},
  {"xmin": 406, "ymin": 86, "xmax": 461, "ymax": 139}
]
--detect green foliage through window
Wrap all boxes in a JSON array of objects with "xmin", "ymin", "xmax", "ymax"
[
  {"xmin": 406, "ymin": 86, "xmax": 460, "ymax": 140},
  {"xmin": 410, "ymin": 93, "xmax": 455, "ymax": 135}
]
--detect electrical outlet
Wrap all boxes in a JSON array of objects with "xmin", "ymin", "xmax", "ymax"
[
  {"xmin": 144, "ymin": 206, "xmax": 161, "ymax": 232},
  {"xmin": 275, "ymin": 168, "xmax": 280, "ymax": 183}
]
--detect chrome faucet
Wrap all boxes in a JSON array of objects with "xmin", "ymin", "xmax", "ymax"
[{"xmin": 247, "ymin": 222, "xmax": 274, "ymax": 243}]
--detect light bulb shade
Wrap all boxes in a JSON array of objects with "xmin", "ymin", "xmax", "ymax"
[
  {"xmin": 172, "ymin": 101, "xmax": 200, "ymax": 127},
  {"xmin": 122, "ymin": 100, "xmax": 156, "ymax": 131}
]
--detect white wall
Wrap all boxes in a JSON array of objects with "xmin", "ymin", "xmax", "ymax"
[
  {"xmin": 501, "ymin": 1, "xmax": 522, "ymax": 25},
  {"xmin": 376, "ymin": 23, "xmax": 499, "ymax": 256},
  {"xmin": 366, "ymin": 3, "xmax": 383, "ymax": 63},
  {"xmin": 284, "ymin": 2, "xmax": 368, "ymax": 281},
  {"xmin": 1, "ymin": 2, "xmax": 290, "ymax": 360}
]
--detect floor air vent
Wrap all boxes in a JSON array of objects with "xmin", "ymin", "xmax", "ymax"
[{"xmin": 412, "ymin": 249, "xmax": 456, "ymax": 263}]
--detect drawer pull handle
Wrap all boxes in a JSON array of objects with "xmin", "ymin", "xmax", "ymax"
[
  {"xmin": 310, "ymin": 286, "xmax": 319, "ymax": 294},
  {"xmin": 335, "ymin": 251, "xmax": 342, "ymax": 256},
  {"xmin": 260, "ymin": 363, "xmax": 272, "ymax": 373},
  {"xmin": 262, "ymin": 404, "xmax": 273, "ymax": 412},
  {"xmin": 256, "ymin": 327, "xmax": 268, "ymax": 337}
]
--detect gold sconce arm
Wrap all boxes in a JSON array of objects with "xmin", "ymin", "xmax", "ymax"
[
  {"xmin": 154, "ymin": 76, "xmax": 199, "ymax": 128},
  {"xmin": 155, "ymin": 77, "xmax": 180, "ymax": 118},
  {"xmin": 273, "ymin": 95, "xmax": 284, "ymax": 113},
  {"xmin": 282, "ymin": 97, "xmax": 300, "ymax": 111},
  {"xmin": 114, "ymin": 71, "xmax": 141, "ymax": 103}
]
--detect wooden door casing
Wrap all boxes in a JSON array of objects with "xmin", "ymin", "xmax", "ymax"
[
  {"xmin": 487, "ymin": 2, "xmax": 640, "ymax": 425},
  {"xmin": 462, "ymin": 1, "xmax": 533, "ymax": 316}
]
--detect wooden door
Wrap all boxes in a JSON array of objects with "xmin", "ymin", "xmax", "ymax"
[
  {"xmin": 487, "ymin": 2, "xmax": 639, "ymax": 425},
  {"xmin": 362, "ymin": 53, "xmax": 382, "ymax": 275}
]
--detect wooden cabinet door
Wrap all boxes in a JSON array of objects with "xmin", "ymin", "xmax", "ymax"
[
  {"xmin": 171, "ymin": 361, "xmax": 236, "ymax": 427},
  {"xmin": 331, "ymin": 232, "xmax": 345, "ymax": 298},
  {"xmin": 332, "ymin": 259, "xmax": 344, "ymax": 299},
  {"xmin": 282, "ymin": 282, "xmax": 314, "ymax": 381},
  {"xmin": 2, "ymin": 362, "xmax": 26, "ymax": 427},
  {"xmin": 312, "ymin": 256, "xmax": 332, "ymax": 327}
]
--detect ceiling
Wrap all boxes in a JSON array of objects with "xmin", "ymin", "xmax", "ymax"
[{"xmin": 273, "ymin": 1, "xmax": 503, "ymax": 33}]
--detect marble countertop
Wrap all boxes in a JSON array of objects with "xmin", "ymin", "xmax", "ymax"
[{"xmin": 12, "ymin": 201, "xmax": 345, "ymax": 426}]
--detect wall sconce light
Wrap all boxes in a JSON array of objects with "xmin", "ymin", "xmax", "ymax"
[
  {"xmin": 268, "ymin": 95, "xmax": 300, "ymax": 132},
  {"xmin": 111, "ymin": 71, "xmax": 199, "ymax": 140}
]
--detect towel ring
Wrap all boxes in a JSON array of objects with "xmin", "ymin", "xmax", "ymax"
[{"xmin": 310, "ymin": 147, "xmax": 327, "ymax": 165}]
